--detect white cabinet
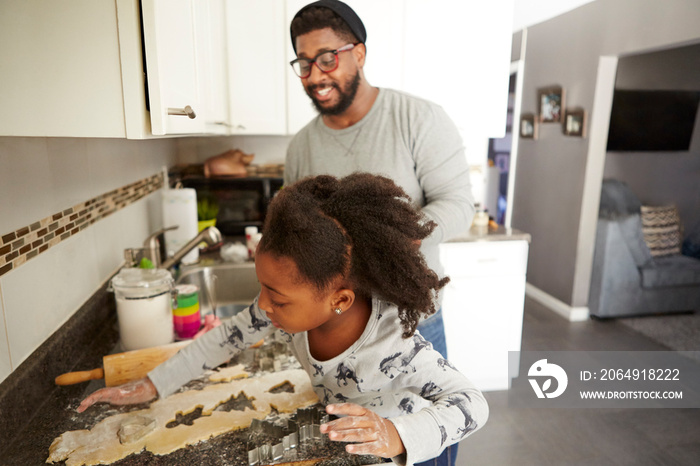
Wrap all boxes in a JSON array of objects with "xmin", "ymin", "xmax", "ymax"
[
  {"xmin": 195, "ymin": 0, "xmax": 230, "ymax": 135},
  {"xmin": 130, "ymin": 0, "xmax": 230, "ymax": 136},
  {"xmin": 226, "ymin": 0, "xmax": 287, "ymax": 134},
  {"xmin": 141, "ymin": 0, "xmax": 204, "ymax": 135},
  {"xmin": 0, "ymin": 0, "xmax": 127, "ymax": 137},
  {"xmin": 0, "ymin": 0, "xmax": 223, "ymax": 138},
  {"xmin": 439, "ymin": 239, "xmax": 529, "ymax": 391},
  {"xmin": 0, "ymin": 0, "xmax": 513, "ymax": 138}
]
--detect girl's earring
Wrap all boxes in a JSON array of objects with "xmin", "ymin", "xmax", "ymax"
[{"xmin": 334, "ymin": 307, "xmax": 342, "ymax": 315}]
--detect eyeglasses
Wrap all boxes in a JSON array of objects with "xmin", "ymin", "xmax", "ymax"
[{"xmin": 289, "ymin": 43, "xmax": 358, "ymax": 78}]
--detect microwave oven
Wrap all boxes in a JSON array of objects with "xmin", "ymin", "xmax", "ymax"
[{"xmin": 180, "ymin": 175, "xmax": 283, "ymax": 236}]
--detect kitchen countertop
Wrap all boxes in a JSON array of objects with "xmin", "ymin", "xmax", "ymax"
[
  {"xmin": 0, "ymin": 281, "xmax": 369, "ymax": 466},
  {"xmin": 0, "ymin": 285, "xmax": 245, "ymax": 466},
  {"xmin": 0, "ymin": 284, "xmax": 127, "ymax": 465},
  {"xmin": 445, "ymin": 225, "xmax": 531, "ymax": 243}
]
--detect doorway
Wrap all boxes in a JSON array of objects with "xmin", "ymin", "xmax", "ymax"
[{"xmin": 486, "ymin": 60, "xmax": 525, "ymax": 227}]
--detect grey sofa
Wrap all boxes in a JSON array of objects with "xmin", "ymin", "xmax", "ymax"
[{"xmin": 588, "ymin": 179, "xmax": 700, "ymax": 318}]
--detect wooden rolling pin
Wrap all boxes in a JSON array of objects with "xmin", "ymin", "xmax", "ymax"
[{"xmin": 55, "ymin": 340, "xmax": 191, "ymax": 387}]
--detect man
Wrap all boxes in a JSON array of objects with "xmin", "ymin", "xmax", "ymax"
[{"xmin": 286, "ymin": 0, "xmax": 474, "ymax": 364}]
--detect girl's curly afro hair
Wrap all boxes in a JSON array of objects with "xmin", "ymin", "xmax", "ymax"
[{"xmin": 257, "ymin": 173, "xmax": 448, "ymax": 338}]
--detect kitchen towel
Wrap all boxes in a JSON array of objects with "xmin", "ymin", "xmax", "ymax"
[{"xmin": 162, "ymin": 188, "xmax": 199, "ymax": 265}]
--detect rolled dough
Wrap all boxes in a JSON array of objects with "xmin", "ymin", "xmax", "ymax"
[
  {"xmin": 118, "ymin": 415, "xmax": 156, "ymax": 444},
  {"xmin": 47, "ymin": 368, "xmax": 318, "ymax": 466}
]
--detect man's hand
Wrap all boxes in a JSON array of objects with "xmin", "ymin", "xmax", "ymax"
[
  {"xmin": 321, "ymin": 403, "xmax": 406, "ymax": 458},
  {"xmin": 77, "ymin": 377, "xmax": 158, "ymax": 413}
]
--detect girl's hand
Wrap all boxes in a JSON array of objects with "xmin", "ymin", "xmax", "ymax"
[
  {"xmin": 321, "ymin": 403, "xmax": 406, "ymax": 458},
  {"xmin": 77, "ymin": 377, "xmax": 158, "ymax": 413}
]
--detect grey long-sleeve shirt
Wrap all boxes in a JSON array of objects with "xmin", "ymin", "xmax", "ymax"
[
  {"xmin": 285, "ymin": 88, "xmax": 475, "ymax": 283},
  {"xmin": 149, "ymin": 297, "xmax": 488, "ymax": 465}
]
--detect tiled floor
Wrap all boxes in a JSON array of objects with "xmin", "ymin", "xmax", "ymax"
[{"xmin": 456, "ymin": 297, "xmax": 700, "ymax": 466}]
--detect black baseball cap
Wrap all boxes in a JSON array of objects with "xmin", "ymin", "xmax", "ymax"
[{"xmin": 291, "ymin": 0, "xmax": 367, "ymax": 54}]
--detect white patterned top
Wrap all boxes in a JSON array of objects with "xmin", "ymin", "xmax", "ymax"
[{"xmin": 149, "ymin": 296, "xmax": 488, "ymax": 465}]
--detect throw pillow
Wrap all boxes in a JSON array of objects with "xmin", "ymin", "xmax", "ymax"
[{"xmin": 640, "ymin": 205, "xmax": 682, "ymax": 257}]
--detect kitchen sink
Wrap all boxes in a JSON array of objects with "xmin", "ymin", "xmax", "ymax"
[{"xmin": 176, "ymin": 261, "xmax": 260, "ymax": 319}]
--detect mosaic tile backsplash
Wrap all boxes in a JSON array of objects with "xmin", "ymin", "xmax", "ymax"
[{"xmin": 0, "ymin": 173, "xmax": 163, "ymax": 278}]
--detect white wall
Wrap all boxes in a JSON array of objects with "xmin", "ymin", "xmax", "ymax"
[
  {"xmin": 0, "ymin": 137, "xmax": 177, "ymax": 383},
  {"xmin": 512, "ymin": 0, "xmax": 596, "ymax": 32}
]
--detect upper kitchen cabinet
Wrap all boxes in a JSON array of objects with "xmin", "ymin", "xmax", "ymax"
[
  {"xmin": 0, "ymin": 0, "xmax": 225, "ymax": 138},
  {"xmin": 0, "ymin": 0, "xmax": 513, "ymax": 138},
  {"xmin": 0, "ymin": 1, "xmax": 127, "ymax": 137},
  {"xmin": 197, "ymin": 0, "xmax": 230, "ymax": 135},
  {"xmin": 141, "ymin": 0, "xmax": 204, "ymax": 135},
  {"xmin": 226, "ymin": 0, "xmax": 287, "ymax": 135}
]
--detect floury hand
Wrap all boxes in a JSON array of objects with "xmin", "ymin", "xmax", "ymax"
[
  {"xmin": 77, "ymin": 377, "xmax": 158, "ymax": 413},
  {"xmin": 320, "ymin": 403, "xmax": 405, "ymax": 458}
]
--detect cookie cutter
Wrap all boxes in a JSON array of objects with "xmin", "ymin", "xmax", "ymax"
[{"xmin": 247, "ymin": 406, "xmax": 330, "ymax": 466}]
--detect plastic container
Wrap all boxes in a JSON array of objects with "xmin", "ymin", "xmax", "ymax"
[
  {"xmin": 173, "ymin": 284, "xmax": 201, "ymax": 339},
  {"xmin": 112, "ymin": 268, "xmax": 175, "ymax": 351},
  {"xmin": 473, "ymin": 211, "xmax": 489, "ymax": 227},
  {"xmin": 245, "ymin": 226, "xmax": 259, "ymax": 258},
  {"xmin": 472, "ymin": 204, "xmax": 489, "ymax": 228}
]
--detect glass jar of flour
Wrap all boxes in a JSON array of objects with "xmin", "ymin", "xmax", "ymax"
[{"xmin": 111, "ymin": 268, "xmax": 175, "ymax": 351}]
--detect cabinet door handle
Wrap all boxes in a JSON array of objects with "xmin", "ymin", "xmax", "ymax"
[
  {"xmin": 211, "ymin": 122, "xmax": 246, "ymax": 131},
  {"xmin": 167, "ymin": 105, "xmax": 197, "ymax": 119}
]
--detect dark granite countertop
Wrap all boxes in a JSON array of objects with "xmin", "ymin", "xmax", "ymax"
[
  {"xmin": 0, "ymin": 280, "xmax": 374, "ymax": 466},
  {"xmin": 0, "ymin": 284, "xmax": 122, "ymax": 465}
]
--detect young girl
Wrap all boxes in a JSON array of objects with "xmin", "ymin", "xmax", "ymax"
[{"xmin": 79, "ymin": 173, "xmax": 488, "ymax": 464}]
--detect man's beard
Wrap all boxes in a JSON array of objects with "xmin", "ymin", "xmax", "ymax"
[{"xmin": 306, "ymin": 71, "xmax": 361, "ymax": 116}]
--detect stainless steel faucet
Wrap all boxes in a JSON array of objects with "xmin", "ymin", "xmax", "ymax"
[
  {"xmin": 124, "ymin": 226, "xmax": 178, "ymax": 268},
  {"xmin": 143, "ymin": 226, "xmax": 178, "ymax": 267},
  {"xmin": 160, "ymin": 226, "xmax": 223, "ymax": 270}
]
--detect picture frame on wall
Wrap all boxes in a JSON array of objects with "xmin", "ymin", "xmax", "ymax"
[
  {"xmin": 520, "ymin": 113, "xmax": 538, "ymax": 139},
  {"xmin": 537, "ymin": 86, "xmax": 565, "ymax": 123},
  {"xmin": 564, "ymin": 108, "xmax": 586, "ymax": 137}
]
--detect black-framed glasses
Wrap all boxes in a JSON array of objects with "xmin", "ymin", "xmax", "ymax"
[{"xmin": 289, "ymin": 43, "xmax": 358, "ymax": 78}]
